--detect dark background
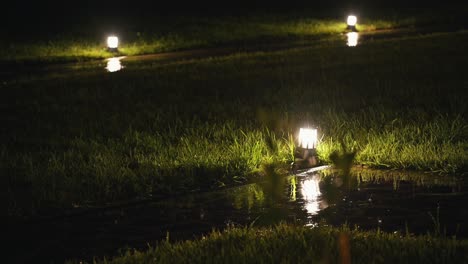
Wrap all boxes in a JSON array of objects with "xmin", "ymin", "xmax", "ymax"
[{"xmin": 1, "ymin": 0, "xmax": 466, "ymax": 38}]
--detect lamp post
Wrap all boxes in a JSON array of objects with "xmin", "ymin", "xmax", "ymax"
[
  {"xmin": 293, "ymin": 127, "xmax": 319, "ymax": 170},
  {"xmin": 107, "ymin": 36, "xmax": 119, "ymax": 52},
  {"xmin": 346, "ymin": 15, "xmax": 357, "ymax": 31}
]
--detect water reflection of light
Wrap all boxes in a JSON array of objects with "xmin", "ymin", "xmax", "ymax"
[
  {"xmin": 301, "ymin": 177, "xmax": 325, "ymax": 215},
  {"xmin": 346, "ymin": 32, "xmax": 359, "ymax": 47},
  {"xmin": 106, "ymin": 57, "xmax": 125, "ymax": 72}
]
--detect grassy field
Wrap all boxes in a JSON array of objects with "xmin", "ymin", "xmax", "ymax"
[
  {"xmin": 0, "ymin": 10, "xmax": 448, "ymax": 63},
  {"xmin": 1, "ymin": 30, "xmax": 467, "ymax": 216},
  {"xmin": 88, "ymin": 224, "xmax": 468, "ymax": 264}
]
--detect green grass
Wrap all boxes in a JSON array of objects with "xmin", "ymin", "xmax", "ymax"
[
  {"xmin": 1, "ymin": 31, "xmax": 467, "ymax": 216},
  {"xmin": 87, "ymin": 224, "xmax": 468, "ymax": 264},
  {"xmin": 0, "ymin": 13, "xmax": 424, "ymax": 63},
  {"xmin": 2, "ymin": 5, "xmax": 467, "ymax": 63},
  {"xmin": 0, "ymin": 40, "xmax": 114, "ymax": 62}
]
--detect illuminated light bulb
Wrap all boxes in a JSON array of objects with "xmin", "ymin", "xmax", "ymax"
[
  {"xmin": 299, "ymin": 128, "xmax": 318, "ymax": 149},
  {"xmin": 347, "ymin": 15, "xmax": 357, "ymax": 27},
  {"xmin": 107, "ymin": 36, "xmax": 119, "ymax": 49},
  {"xmin": 347, "ymin": 32, "xmax": 359, "ymax": 47}
]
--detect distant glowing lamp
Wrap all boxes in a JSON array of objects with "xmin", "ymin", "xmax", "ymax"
[
  {"xmin": 347, "ymin": 15, "xmax": 357, "ymax": 27},
  {"xmin": 299, "ymin": 128, "xmax": 318, "ymax": 149},
  {"xmin": 107, "ymin": 36, "xmax": 119, "ymax": 50},
  {"xmin": 346, "ymin": 32, "xmax": 359, "ymax": 47}
]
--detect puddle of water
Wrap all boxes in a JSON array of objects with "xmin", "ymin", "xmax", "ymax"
[
  {"xmin": 299, "ymin": 176, "xmax": 328, "ymax": 217},
  {"xmin": 105, "ymin": 56, "xmax": 125, "ymax": 72},
  {"xmin": 346, "ymin": 32, "xmax": 359, "ymax": 47},
  {"xmin": 5, "ymin": 169, "xmax": 468, "ymax": 263},
  {"xmin": 302, "ymin": 169, "xmax": 466, "ymax": 232}
]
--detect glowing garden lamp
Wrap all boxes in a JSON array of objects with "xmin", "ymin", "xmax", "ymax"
[
  {"xmin": 347, "ymin": 15, "xmax": 357, "ymax": 27},
  {"xmin": 299, "ymin": 128, "xmax": 318, "ymax": 150},
  {"xmin": 347, "ymin": 15, "xmax": 357, "ymax": 31},
  {"xmin": 294, "ymin": 127, "xmax": 319, "ymax": 169},
  {"xmin": 107, "ymin": 36, "xmax": 119, "ymax": 52}
]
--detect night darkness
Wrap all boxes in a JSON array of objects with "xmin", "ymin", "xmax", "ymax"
[{"xmin": 3, "ymin": 0, "xmax": 461, "ymax": 30}]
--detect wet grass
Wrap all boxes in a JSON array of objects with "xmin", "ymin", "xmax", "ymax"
[
  {"xmin": 0, "ymin": 12, "xmax": 431, "ymax": 63},
  {"xmin": 5, "ymin": 3, "xmax": 468, "ymax": 64},
  {"xmin": 1, "ymin": 31, "xmax": 467, "ymax": 216},
  {"xmin": 89, "ymin": 224, "xmax": 468, "ymax": 264}
]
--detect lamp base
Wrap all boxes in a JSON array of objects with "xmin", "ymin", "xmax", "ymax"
[
  {"xmin": 346, "ymin": 25, "xmax": 357, "ymax": 32},
  {"xmin": 291, "ymin": 148, "xmax": 319, "ymax": 172}
]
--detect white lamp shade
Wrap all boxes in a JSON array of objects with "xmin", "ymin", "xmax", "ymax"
[
  {"xmin": 107, "ymin": 36, "xmax": 119, "ymax": 49},
  {"xmin": 347, "ymin": 15, "xmax": 357, "ymax": 26},
  {"xmin": 299, "ymin": 128, "xmax": 318, "ymax": 149}
]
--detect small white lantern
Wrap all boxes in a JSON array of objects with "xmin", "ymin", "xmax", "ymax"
[
  {"xmin": 346, "ymin": 32, "xmax": 359, "ymax": 47},
  {"xmin": 347, "ymin": 15, "xmax": 357, "ymax": 27},
  {"xmin": 107, "ymin": 36, "xmax": 119, "ymax": 49},
  {"xmin": 298, "ymin": 128, "xmax": 318, "ymax": 149}
]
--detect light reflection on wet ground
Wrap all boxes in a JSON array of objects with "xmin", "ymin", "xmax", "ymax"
[
  {"xmin": 2, "ymin": 28, "xmax": 456, "ymax": 82},
  {"xmin": 346, "ymin": 32, "xmax": 359, "ymax": 47},
  {"xmin": 300, "ymin": 176, "xmax": 328, "ymax": 217},
  {"xmin": 105, "ymin": 56, "xmax": 125, "ymax": 72},
  {"xmin": 5, "ymin": 168, "xmax": 468, "ymax": 263}
]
